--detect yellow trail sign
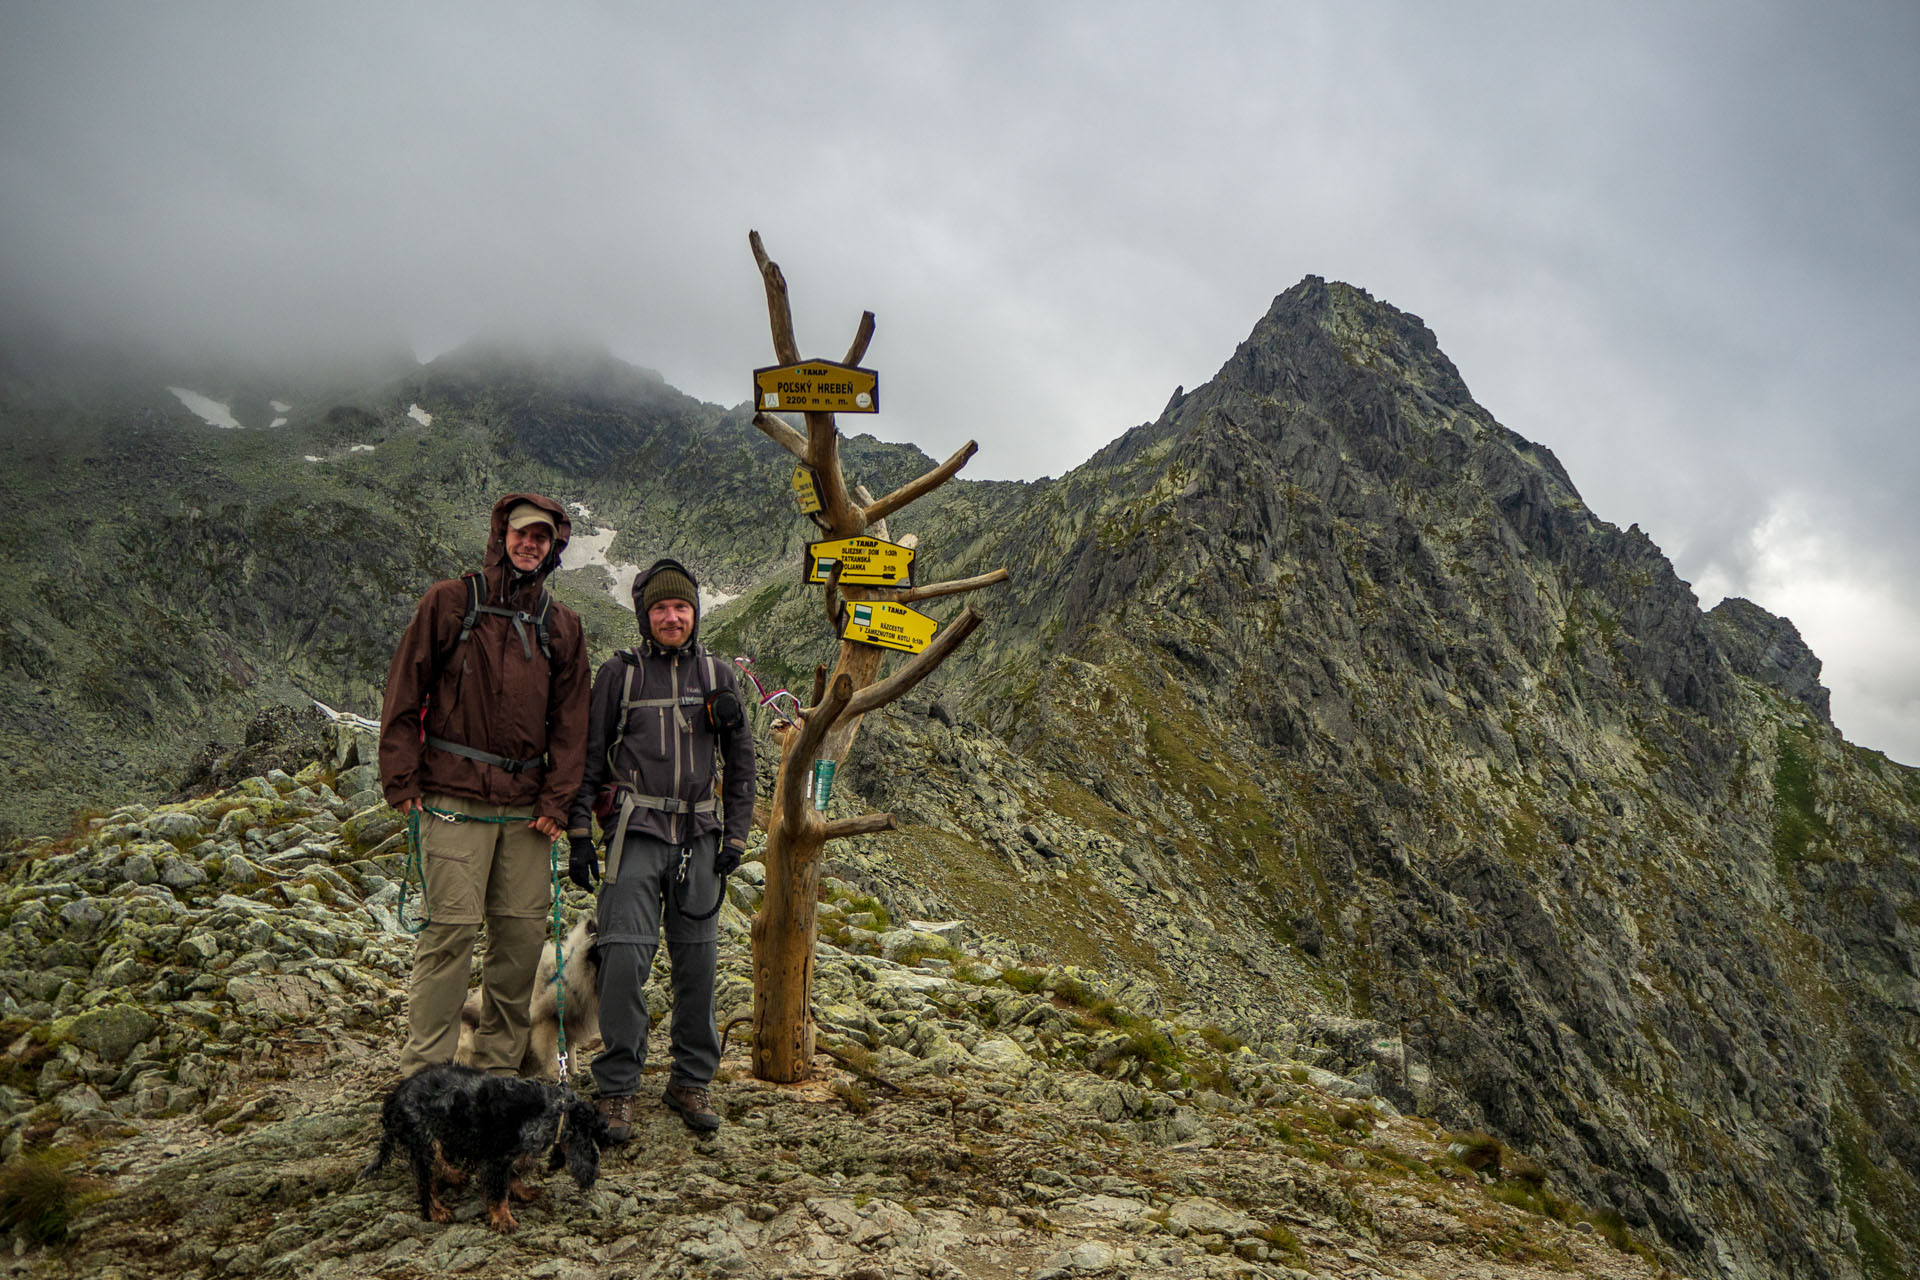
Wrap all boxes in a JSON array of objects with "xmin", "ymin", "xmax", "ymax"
[
  {"xmin": 755, "ymin": 360, "xmax": 878, "ymax": 414},
  {"xmin": 806, "ymin": 535, "xmax": 916, "ymax": 586},
  {"xmin": 792, "ymin": 466, "xmax": 823, "ymax": 515},
  {"xmin": 842, "ymin": 600, "xmax": 937, "ymax": 654}
]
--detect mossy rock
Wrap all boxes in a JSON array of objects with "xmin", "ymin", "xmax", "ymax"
[{"xmin": 53, "ymin": 1004, "xmax": 156, "ymax": 1062}]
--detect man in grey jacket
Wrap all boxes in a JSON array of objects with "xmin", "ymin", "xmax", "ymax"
[{"xmin": 567, "ymin": 558, "xmax": 754, "ymax": 1139}]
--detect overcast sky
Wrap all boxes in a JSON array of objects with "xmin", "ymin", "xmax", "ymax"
[{"xmin": 3, "ymin": 2, "xmax": 1916, "ymax": 763}]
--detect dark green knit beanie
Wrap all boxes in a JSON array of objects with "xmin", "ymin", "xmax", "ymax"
[{"xmin": 641, "ymin": 567, "xmax": 697, "ymax": 616}]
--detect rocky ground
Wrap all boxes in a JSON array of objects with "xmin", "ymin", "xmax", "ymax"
[{"xmin": 0, "ymin": 731, "xmax": 1668, "ymax": 1279}]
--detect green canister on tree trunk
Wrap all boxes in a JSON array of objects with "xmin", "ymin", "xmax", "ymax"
[{"xmin": 812, "ymin": 760, "xmax": 836, "ymax": 811}]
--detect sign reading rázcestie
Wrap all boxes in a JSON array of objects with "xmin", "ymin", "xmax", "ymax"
[
  {"xmin": 805, "ymin": 535, "xmax": 916, "ymax": 587},
  {"xmin": 755, "ymin": 360, "xmax": 878, "ymax": 414},
  {"xmin": 841, "ymin": 600, "xmax": 937, "ymax": 654}
]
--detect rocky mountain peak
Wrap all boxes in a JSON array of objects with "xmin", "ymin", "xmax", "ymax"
[{"xmin": 1707, "ymin": 595, "xmax": 1833, "ymax": 722}]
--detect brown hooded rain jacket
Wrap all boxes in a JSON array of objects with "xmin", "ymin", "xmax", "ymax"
[{"xmin": 378, "ymin": 492, "xmax": 589, "ymax": 826}]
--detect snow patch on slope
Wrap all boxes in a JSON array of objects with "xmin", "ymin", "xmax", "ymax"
[
  {"xmin": 303, "ymin": 443, "xmax": 377, "ymax": 463},
  {"xmin": 168, "ymin": 387, "xmax": 242, "ymax": 429},
  {"xmin": 560, "ymin": 502, "xmax": 737, "ymax": 612},
  {"xmin": 561, "ymin": 518, "xmax": 640, "ymax": 606},
  {"xmin": 408, "ymin": 404, "xmax": 433, "ymax": 426}
]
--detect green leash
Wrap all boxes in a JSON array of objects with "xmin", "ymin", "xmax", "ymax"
[
  {"xmin": 548, "ymin": 835, "xmax": 570, "ymax": 1083},
  {"xmin": 399, "ymin": 804, "xmax": 574, "ymax": 1083}
]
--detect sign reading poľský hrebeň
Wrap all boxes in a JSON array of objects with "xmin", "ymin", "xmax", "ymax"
[
  {"xmin": 805, "ymin": 535, "xmax": 916, "ymax": 587},
  {"xmin": 755, "ymin": 360, "xmax": 878, "ymax": 414},
  {"xmin": 841, "ymin": 600, "xmax": 937, "ymax": 654}
]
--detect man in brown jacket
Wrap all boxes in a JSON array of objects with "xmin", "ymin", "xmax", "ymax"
[{"xmin": 380, "ymin": 492, "xmax": 589, "ymax": 1077}]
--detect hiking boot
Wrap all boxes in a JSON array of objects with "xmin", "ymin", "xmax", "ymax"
[
  {"xmin": 595, "ymin": 1094, "xmax": 633, "ymax": 1144},
  {"xmin": 662, "ymin": 1082, "xmax": 721, "ymax": 1132}
]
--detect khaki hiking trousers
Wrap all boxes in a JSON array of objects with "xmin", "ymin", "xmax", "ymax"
[{"xmin": 397, "ymin": 793, "xmax": 555, "ymax": 1076}]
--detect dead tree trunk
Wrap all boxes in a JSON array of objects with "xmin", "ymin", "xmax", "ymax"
[{"xmin": 745, "ymin": 230, "xmax": 1008, "ymax": 1082}]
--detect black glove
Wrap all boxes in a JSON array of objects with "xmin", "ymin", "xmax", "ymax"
[
  {"xmin": 568, "ymin": 836, "xmax": 599, "ymax": 891},
  {"xmin": 714, "ymin": 844, "xmax": 742, "ymax": 878}
]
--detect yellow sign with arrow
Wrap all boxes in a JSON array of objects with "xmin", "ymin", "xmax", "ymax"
[
  {"xmin": 755, "ymin": 360, "xmax": 878, "ymax": 414},
  {"xmin": 805, "ymin": 535, "xmax": 916, "ymax": 587},
  {"xmin": 842, "ymin": 600, "xmax": 937, "ymax": 654},
  {"xmin": 792, "ymin": 465, "xmax": 823, "ymax": 515}
]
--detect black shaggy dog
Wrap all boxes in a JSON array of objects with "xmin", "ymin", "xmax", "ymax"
[{"xmin": 363, "ymin": 1064, "xmax": 611, "ymax": 1232}]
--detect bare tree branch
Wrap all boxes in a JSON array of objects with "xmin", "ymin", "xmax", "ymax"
[
  {"xmin": 853, "ymin": 485, "xmax": 889, "ymax": 544},
  {"xmin": 749, "ymin": 230, "xmax": 801, "ymax": 365},
  {"xmin": 863, "ymin": 441, "xmax": 978, "ymax": 526},
  {"xmin": 824, "ymin": 812, "xmax": 896, "ymax": 840},
  {"xmin": 794, "ymin": 673, "xmax": 850, "ymax": 761},
  {"xmin": 898, "ymin": 568, "xmax": 1010, "ymax": 605},
  {"xmin": 810, "ymin": 663, "xmax": 828, "ymax": 708},
  {"xmin": 843, "ymin": 608, "xmax": 983, "ymax": 719},
  {"xmin": 810, "ymin": 418, "xmax": 862, "ymax": 534},
  {"xmin": 843, "ymin": 311, "xmax": 876, "ymax": 366},
  {"xmin": 780, "ymin": 673, "xmax": 852, "ymax": 834},
  {"xmin": 752, "ymin": 412, "xmax": 810, "ymax": 462},
  {"xmin": 753, "ymin": 802, "xmax": 773, "ymax": 832}
]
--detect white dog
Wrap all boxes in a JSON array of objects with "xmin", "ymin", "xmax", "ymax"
[{"xmin": 456, "ymin": 911, "xmax": 602, "ymax": 1080}]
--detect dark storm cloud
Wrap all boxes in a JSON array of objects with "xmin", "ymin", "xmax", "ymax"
[{"xmin": 1, "ymin": 1, "xmax": 1915, "ymax": 758}]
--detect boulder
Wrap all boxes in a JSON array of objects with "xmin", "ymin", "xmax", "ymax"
[
  {"xmin": 972, "ymin": 1035, "xmax": 1035, "ymax": 1079},
  {"xmin": 61, "ymin": 1004, "xmax": 157, "ymax": 1062},
  {"xmin": 877, "ymin": 929, "xmax": 951, "ymax": 963},
  {"xmin": 159, "ymin": 856, "xmax": 210, "ymax": 890},
  {"xmin": 1165, "ymin": 1196, "xmax": 1263, "ymax": 1238},
  {"xmin": 148, "ymin": 811, "xmax": 207, "ymax": 840}
]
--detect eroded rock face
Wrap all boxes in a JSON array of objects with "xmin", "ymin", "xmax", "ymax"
[{"xmin": 1707, "ymin": 596, "xmax": 1832, "ymax": 722}]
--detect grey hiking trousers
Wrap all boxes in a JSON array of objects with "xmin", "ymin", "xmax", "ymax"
[{"xmin": 591, "ymin": 831, "xmax": 723, "ymax": 1097}]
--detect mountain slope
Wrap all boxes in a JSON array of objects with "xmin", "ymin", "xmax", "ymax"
[
  {"xmin": 1, "ymin": 284, "xmax": 1915, "ymax": 1278},
  {"xmin": 714, "ymin": 278, "xmax": 1916, "ymax": 1278}
]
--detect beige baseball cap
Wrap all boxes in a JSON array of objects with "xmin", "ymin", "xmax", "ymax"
[{"xmin": 506, "ymin": 502, "xmax": 555, "ymax": 533}]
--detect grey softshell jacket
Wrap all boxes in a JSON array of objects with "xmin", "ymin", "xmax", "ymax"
[{"xmin": 568, "ymin": 563, "xmax": 755, "ymax": 853}]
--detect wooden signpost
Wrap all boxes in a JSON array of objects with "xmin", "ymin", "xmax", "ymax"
[{"xmin": 744, "ymin": 230, "xmax": 1010, "ymax": 1083}]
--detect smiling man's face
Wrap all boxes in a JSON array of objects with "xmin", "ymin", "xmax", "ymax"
[
  {"xmin": 505, "ymin": 522, "xmax": 553, "ymax": 572},
  {"xmin": 648, "ymin": 597, "xmax": 694, "ymax": 647}
]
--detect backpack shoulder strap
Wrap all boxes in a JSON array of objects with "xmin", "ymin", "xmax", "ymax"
[
  {"xmin": 456, "ymin": 572, "xmax": 486, "ymax": 648},
  {"xmin": 532, "ymin": 590, "xmax": 554, "ymax": 663},
  {"xmin": 605, "ymin": 655, "xmax": 639, "ymax": 781},
  {"xmin": 421, "ymin": 572, "xmax": 485, "ymax": 714}
]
